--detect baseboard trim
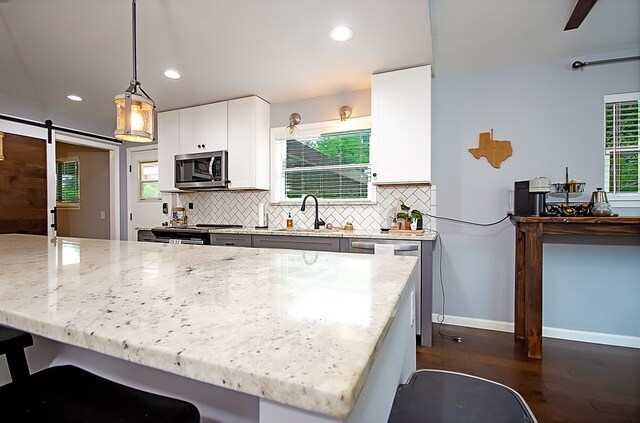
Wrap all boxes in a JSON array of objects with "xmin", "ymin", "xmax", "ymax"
[{"xmin": 432, "ymin": 314, "xmax": 640, "ymax": 349}]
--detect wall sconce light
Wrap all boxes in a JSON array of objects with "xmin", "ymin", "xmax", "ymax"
[
  {"xmin": 286, "ymin": 113, "xmax": 301, "ymax": 135},
  {"xmin": 339, "ymin": 105, "xmax": 352, "ymax": 121},
  {"xmin": 0, "ymin": 132, "xmax": 4, "ymax": 161}
]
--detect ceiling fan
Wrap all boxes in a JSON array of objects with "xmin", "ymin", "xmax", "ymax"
[{"xmin": 564, "ymin": 0, "xmax": 598, "ymax": 31}]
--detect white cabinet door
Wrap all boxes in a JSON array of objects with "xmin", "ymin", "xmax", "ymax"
[
  {"xmin": 371, "ymin": 65, "xmax": 431, "ymax": 185},
  {"xmin": 204, "ymin": 102, "xmax": 228, "ymax": 151},
  {"xmin": 157, "ymin": 110, "xmax": 179, "ymax": 191},
  {"xmin": 227, "ymin": 96, "xmax": 270, "ymax": 190},
  {"xmin": 178, "ymin": 102, "xmax": 227, "ymax": 154}
]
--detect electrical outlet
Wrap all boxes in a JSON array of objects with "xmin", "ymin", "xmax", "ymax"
[
  {"xmin": 188, "ymin": 202, "xmax": 193, "ymax": 209},
  {"xmin": 100, "ymin": 211, "xmax": 106, "ymax": 220}
]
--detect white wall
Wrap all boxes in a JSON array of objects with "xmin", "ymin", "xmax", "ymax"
[
  {"xmin": 431, "ymin": 49, "xmax": 640, "ymax": 341},
  {"xmin": 270, "ymin": 89, "xmax": 371, "ymax": 127}
]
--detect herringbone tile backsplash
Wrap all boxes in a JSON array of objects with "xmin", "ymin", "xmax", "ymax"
[{"xmin": 177, "ymin": 186, "xmax": 435, "ymax": 231}]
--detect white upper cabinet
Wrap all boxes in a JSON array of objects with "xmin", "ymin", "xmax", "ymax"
[
  {"xmin": 227, "ymin": 96, "xmax": 270, "ymax": 190},
  {"xmin": 371, "ymin": 65, "xmax": 431, "ymax": 185},
  {"xmin": 157, "ymin": 110, "xmax": 179, "ymax": 192},
  {"xmin": 157, "ymin": 97, "xmax": 270, "ymax": 192},
  {"xmin": 178, "ymin": 102, "xmax": 228, "ymax": 154}
]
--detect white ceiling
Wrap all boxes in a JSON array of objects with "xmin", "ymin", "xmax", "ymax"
[
  {"xmin": 430, "ymin": 0, "xmax": 640, "ymax": 77},
  {"xmin": 0, "ymin": 0, "xmax": 638, "ymax": 136}
]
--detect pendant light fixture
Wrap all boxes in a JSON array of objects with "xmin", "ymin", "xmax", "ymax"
[{"xmin": 114, "ymin": 0, "xmax": 155, "ymax": 143}]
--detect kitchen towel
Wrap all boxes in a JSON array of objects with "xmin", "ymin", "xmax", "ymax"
[
  {"xmin": 374, "ymin": 244, "xmax": 395, "ymax": 256},
  {"xmin": 258, "ymin": 203, "xmax": 265, "ymax": 227}
]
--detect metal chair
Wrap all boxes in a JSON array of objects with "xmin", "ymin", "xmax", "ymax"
[
  {"xmin": 388, "ymin": 369, "xmax": 537, "ymax": 423},
  {"xmin": 0, "ymin": 325, "xmax": 200, "ymax": 423}
]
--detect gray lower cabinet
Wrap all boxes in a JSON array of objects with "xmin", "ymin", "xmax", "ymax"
[
  {"xmin": 210, "ymin": 234, "xmax": 252, "ymax": 247},
  {"xmin": 345, "ymin": 237, "xmax": 434, "ymax": 347},
  {"xmin": 137, "ymin": 230, "xmax": 156, "ymax": 242},
  {"xmin": 251, "ymin": 235, "xmax": 340, "ymax": 252}
]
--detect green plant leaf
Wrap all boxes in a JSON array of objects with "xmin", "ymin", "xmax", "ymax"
[{"xmin": 396, "ymin": 212, "xmax": 410, "ymax": 220}]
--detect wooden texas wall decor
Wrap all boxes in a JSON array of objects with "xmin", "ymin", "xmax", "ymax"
[{"xmin": 468, "ymin": 130, "xmax": 513, "ymax": 169}]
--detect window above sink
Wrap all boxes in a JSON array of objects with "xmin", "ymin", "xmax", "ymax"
[{"xmin": 270, "ymin": 116, "xmax": 374, "ymax": 205}]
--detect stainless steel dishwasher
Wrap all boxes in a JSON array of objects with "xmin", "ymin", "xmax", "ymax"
[{"xmin": 348, "ymin": 238, "xmax": 424, "ymax": 338}]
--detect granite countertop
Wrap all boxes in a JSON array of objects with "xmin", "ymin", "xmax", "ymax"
[
  {"xmin": 138, "ymin": 226, "xmax": 437, "ymax": 241},
  {"xmin": 0, "ymin": 234, "xmax": 418, "ymax": 418},
  {"xmin": 215, "ymin": 227, "xmax": 437, "ymax": 240}
]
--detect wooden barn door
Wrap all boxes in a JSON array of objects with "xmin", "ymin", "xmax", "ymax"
[{"xmin": 0, "ymin": 132, "xmax": 48, "ymax": 235}]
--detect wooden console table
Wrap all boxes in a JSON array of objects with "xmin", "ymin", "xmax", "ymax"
[{"xmin": 510, "ymin": 215, "xmax": 640, "ymax": 358}]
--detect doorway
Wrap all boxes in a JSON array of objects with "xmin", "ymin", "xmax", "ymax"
[
  {"xmin": 127, "ymin": 147, "xmax": 164, "ymax": 241},
  {"xmin": 55, "ymin": 142, "xmax": 111, "ymax": 239}
]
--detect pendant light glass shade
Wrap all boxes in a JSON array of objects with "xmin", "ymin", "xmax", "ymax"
[{"xmin": 114, "ymin": 93, "xmax": 154, "ymax": 142}]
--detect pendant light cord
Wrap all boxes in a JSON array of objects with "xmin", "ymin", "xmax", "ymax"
[
  {"xmin": 131, "ymin": 0, "xmax": 137, "ymax": 86},
  {"xmin": 127, "ymin": 0, "xmax": 153, "ymax": 101}
]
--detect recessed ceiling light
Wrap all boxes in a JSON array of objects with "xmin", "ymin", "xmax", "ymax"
[
  {"xmin": 66, "ymin": 95, "xmax": 83, "ymax": 102},
  {"xmin": 329, "ymin": 26, "xmax": 353, "ymax": 42},
  {"xmin": 164, "ymin": 70, "xmax": 182, "ymax": 80}
]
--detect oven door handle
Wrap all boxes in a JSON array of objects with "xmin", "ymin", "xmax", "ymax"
[
  {"xmin": 180, "ymin": 239, "xmax": 205, "ymax": 245},
  {"xmin": 153, "ymin": 238, "xmax": 205, "ymax": 245},
  {"xmin": 350, "ymin": 242, "xmax": 418, "ymax": 252}
]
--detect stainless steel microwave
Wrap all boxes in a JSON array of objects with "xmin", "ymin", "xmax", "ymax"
[{"xmin": 175, "ymin": 151, "xmax": 228, "ymax": 189}]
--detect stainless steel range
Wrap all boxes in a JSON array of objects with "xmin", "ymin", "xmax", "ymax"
[{"xmin": 151, "ymin": 224, "xmax": 243, "ymax": 245}]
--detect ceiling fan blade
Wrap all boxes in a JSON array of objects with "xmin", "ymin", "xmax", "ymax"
[{"xmin": 564, "ymin": 0, "xmax": 598, "ymax": 31}]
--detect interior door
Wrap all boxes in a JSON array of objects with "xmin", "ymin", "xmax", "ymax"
[{"xmin": 128, "ymin": 148, "xmax": 165, "ymax": 240}]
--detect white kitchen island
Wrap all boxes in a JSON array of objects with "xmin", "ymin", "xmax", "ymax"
[{"xmin": 0, "ymin": 234, "xmax": 418, "ymax": 423}]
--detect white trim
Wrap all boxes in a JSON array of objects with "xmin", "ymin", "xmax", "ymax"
[
  {"xmin": 609, "ymin": 193, "xmax": 640, "ymax": 208},
  {"xmin": 604, "ymin": 92, "xmax": 640, "ymax": 104},
  {"xmin": 0, "ymin": 116, "xmax": 48, "ymax": 140},
  {"xmin": 543, "ymin": 326, "xmax": 640, "ymax": 349},
  {"xmin": 432, "ymin": 314, "xmax": 640, "ymax": 349},
  {"xmin": 432, "ymin": 313, "xmax": 514, "ymax": 333}
]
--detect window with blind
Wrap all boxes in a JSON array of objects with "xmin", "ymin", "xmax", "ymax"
[
  {"xmin": 281, "ymin": 130, "xmax": 371, "ymax": 200},
  {"xmin": 139, "ymin": 161, "xmax": 160, "ymax": 200},
  {"xmin": 56, "ymin": 158, "xmax": 80, "ymax": 206},
  {"xmin": 604, "ymin": 93, "xmax": 639, "ymax": 196},
  {"xmin": 271, "ymin": 116, "xmax": 374, "ymax": 204}
]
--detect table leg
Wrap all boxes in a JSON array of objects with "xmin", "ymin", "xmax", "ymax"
[
  {"xmin": 524, "ymin": 223, "xmax": 543, "ymax": 359},
  {"xmin": 514, "ymin": 226, "xmax": 525, "ymax": 340}
]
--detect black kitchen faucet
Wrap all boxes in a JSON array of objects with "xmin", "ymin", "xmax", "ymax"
[{"xmin": 301, "ymin": 194, "xmax": 325, "ymax": 229}]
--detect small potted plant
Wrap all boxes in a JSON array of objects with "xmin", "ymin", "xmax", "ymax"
[
  {"xmin": 410, "ymin": 209, "xmax": 424, "ymax": 230},
  {"xmin": 396, "ymin": 202, "xmax": 424, "ymax": 230}
]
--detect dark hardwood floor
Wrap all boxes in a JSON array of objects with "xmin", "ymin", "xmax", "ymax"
[{"xmin": 417, "ymin": 324, "xmax": 640, "ymax": 423}]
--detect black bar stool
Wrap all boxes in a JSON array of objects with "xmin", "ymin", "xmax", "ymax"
[
  {"xmin": 0, "ymin": 326, "xmax": 200, "ymax": 423},
  {"xmin": 388, "ymin": 369, "xmax": 537, "ymax": 423},
  {"xmin": 0, "ymin": 325, "xmax": 33, "ymax": 382}
]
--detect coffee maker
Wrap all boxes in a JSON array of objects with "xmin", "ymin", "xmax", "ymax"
[{"xmin": 514, "ymin": 177, "xmax": 550, "ymax": 216}]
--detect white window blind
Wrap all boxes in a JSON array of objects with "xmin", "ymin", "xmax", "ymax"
[
  {"xmin": 604, "ymin": 93, "xmax": 639, "ymax": 194},
  {"xmin": 278, "ymin": 129, "xmax": 371, "ymax": 201},
  {"xmin": 56, "ymin": 159, "xmax": 80, "ymax": 204},
  {"xmin": 139, "ymin": 161, "xmax": 160, "ymax": 200}
]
